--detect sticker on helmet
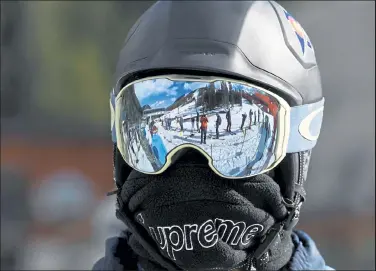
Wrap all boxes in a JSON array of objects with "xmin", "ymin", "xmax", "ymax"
[{"xmin": 284, "ymin": 10, "xmax": 313, "ymax": 55}]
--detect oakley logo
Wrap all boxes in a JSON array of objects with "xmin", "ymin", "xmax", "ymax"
[
  {"xmin": 147, "ymin": 218, "xmax": 264, "ymax": 260},
  {"xmin": 299, "ymin": 106, "xmax": 324, "ymax": 141}
]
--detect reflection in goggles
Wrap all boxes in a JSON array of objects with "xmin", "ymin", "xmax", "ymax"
[{"xmin": 116, "ymin": 78, "xmax": 285, "ymax": 178}]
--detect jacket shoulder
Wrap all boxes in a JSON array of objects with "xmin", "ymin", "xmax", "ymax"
[
  {"xmin": 288, "ymin": 230, "xmax": 335, "ymax": 270},
  {"xmin": 92, "ymin": 233, "xmax": 139, "ymax": 271}
]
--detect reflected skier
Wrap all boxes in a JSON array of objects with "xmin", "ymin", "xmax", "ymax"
[
  {"xmin": 179, "ymin": 117, "xmax": 184, "ymax": 132},
  {"xmin": 168, "ymin": 118, "xmax": 172, "ymax": 131},
  {"xmin": 196, "ymin": 111, "xmax": 200, "ymax": 132},
  {"xmin": 240, "ymin": 112, "xmax": 247, "ymax": 130},
  {"xmin": 215, "ymin": 113, "xmax": 222, "ymax": 139},
  {"xmin": 226, "ymin": 109, "xmax": 232, "ymax": 132},
  {"xmin": 191, "ymin": 116, "xmax": 195, "ymax": 133},
  {"xmin": 264, "ymin": 115, "xmax": 270, "ymax": 139},
  {"xmin": 150, "ymin": 125, "xmax": 167, "ymax": 166},
  {"xmin": 200, "ymin": 114, "xmax": 209, "ymax": 144},
  {"xmin": 249, "ymin": 108, "xmax": 253, "ymax": 129}
]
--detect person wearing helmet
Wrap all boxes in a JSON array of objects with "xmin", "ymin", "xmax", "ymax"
[{"xmin": 96, "ymin": 1, "xmax": 332, "ymax": 270}]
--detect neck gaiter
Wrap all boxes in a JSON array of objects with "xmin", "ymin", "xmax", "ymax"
[{"xmin": 116, "ymin": 158, "xmax": 294, "ymax": 271}]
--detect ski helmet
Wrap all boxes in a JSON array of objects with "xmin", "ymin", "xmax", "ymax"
[{"xmin": 111, "ymin": 0, "xmax": 323, "ymax": 206}]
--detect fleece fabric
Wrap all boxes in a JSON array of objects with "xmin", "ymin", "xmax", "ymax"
[{"xmin": 112, "ymin": 155, "xmax": 295, "ymax": 270}]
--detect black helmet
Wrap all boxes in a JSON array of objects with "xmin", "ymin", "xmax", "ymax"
[{"xmin": 111, "ymin": 0, "xmax": 322, "ymax": 211}]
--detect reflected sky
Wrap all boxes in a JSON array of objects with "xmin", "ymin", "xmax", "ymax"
[{"xmin": 134, "ymin": 79, "xmax": 257, "ymax": 109}]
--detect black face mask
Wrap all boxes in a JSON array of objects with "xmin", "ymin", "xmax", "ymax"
[{"xmin": 116, "ymin": 154, "xmax": 294, "ymax": 271}]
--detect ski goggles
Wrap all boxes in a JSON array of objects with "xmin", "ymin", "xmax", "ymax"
[{"xmin": 111, "ymin": 75, "xmax": 324, "ymax": 179}]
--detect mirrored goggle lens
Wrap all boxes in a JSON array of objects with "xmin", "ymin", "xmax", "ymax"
[{"xmin": 115, "ymin": 76, "xmax": 289, "ymax": 178}]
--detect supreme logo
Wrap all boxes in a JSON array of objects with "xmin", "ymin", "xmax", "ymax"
[{"xmin": 147, "ymin": 218, "xmax": 264, "ymax": 260}]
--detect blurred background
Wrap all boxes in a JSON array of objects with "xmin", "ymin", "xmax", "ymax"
[{"xmin": 1, "ymin": 1, "xmax": 374, "ymax": 270}]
